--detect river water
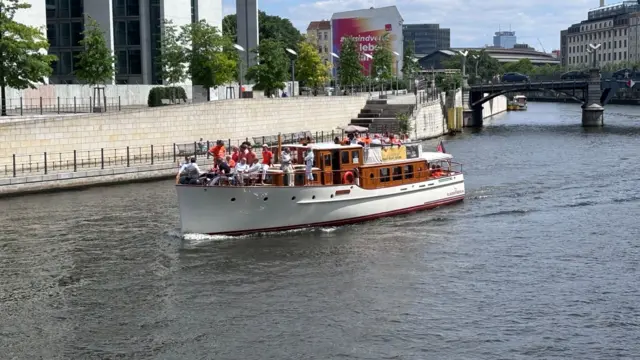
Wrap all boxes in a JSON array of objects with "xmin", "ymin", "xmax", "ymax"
[{"xmin": 1, "ymin": 102, "xmax": 639, "ymax": 359}]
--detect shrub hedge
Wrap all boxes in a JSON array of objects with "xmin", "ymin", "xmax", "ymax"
[{"xmin": 147, "ymin": 86, "xmax": 188, "ymax": 107}]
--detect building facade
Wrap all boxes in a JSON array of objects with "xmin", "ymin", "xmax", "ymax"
[
  {"xmin": 42, "ymin": 0, "xmax": 222, "ymax": 85},
  {"xmin": 493, "ymin": 31, "xmax": 517, "ymax": 48},
  {"xmin": 560, "ymin": 30, "xmax": 568, "ymax": 67},
  {"xmin": 402, "ymin": 23, "xmax": 450, "ymax": 57},
  {"xmin": 563, "ymin": 1, "xmax": 640, "ymax": 68},
  {"xmin": 331, "ymin": 6, "xmax": 404, "ymax": 76},
  {"xmin": 306, "ymin": 20, "xmax": 331, "ymax": 66}
]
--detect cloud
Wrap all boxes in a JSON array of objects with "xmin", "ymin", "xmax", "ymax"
[{"xmin": 222, "ymin": 0, "xmax": 594, "ymax": 51}]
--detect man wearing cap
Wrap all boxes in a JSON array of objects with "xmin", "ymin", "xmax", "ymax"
[{"xmin": 261, "ymin": 144, "xmax": 273, "ymax": 185}]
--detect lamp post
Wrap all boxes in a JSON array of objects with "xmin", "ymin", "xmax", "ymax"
[
  {"xmin": 331, "ymin": 52, "xmax": 340, "ymax": 95},
  {"xmin": 589, "ymin": 43, "xmax": 601, "ymax": 68},
  {"xmin": 392, "ymin": 51, "xmax": 400, "ymax": 94},
  {"xmin": 364, "ymin": 53, "xmax": 373, "ymax": 93},
  {"xmin": 471, "ymin": 54, "xmax": 479, "ymax": 84},
  {"xmin": 286, "ymin": 48, "xmax": 297, "ymax": 97},
  {"xmin": 233, "ymin": 44, "xmax": 245, "ymax": 99}
]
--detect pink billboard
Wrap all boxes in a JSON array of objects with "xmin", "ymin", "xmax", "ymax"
[{"xmin": 331, "ymin": 16, "xmax": 402, "ymax": 75}]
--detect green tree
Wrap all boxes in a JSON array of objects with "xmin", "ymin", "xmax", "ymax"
[
  {"xmin": 435, "ymin": 72, "xmax": 462, "ymax": 92},
  {"xmin": 371, "ymin": 33, "xmax": 394, "ymax": 82},
  {"xmin": 245, "ymin": 39, "xmax": 288, "ymax": 97},
  {"xmin": 337, "ymin": 36, "xmax": 363, "ymax": 87},
  {"xmin": 0, "ymin": 0, "xmax": 56, "ymax": 116},
  {"xmin": 503, "ymin": 58, "xmax": 534, "ymax": 74},
  {"xmin": 443, "ymin": 50, "xmax": 502, "ymax": 84},
  {"xmin": 295, "ymin": 40, "xmax": 329, "ymax": 95},
  {"xmin": 158, "ymin": 19, "xmax": 186, "ymax": 84},
  {"xmin": 181, "ymin": 20, "xmax": 237, "ymax": 100},
  {"xmin": 75, "ymin": 17, "xmax": 116, "ymax": 87},
  {"xmin": 222, "ymin": 11, "xmax": 303, "ymax": 52},
  {"xmin": 401, "ymin": 40, "xmax": 420, "ymax": 79}
]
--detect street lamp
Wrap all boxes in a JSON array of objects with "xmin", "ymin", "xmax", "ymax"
[
  {"xmin": 589, "ymin": 43, "xmax": 601, "ymax": 68},
  {"xmin": 286, "ymin": 48, "xmax": 297, "ymax": 97},
  {"xmin": 364, "ymin": 53, "xmax": 373, "ymax": 93},
  {"xmin": 458, "ymin": 50, "xmax": 469, "ymax": 88},
  {"xmin": 392, "ymin": 51, "xmax": 400, "ymax": 94},
  {"xmin": 331, "ymin": 52, "xmax": 340, "ymax": 95},
  {"xmin": 233, "ymin": 44, "xmax": 245, "ymax": 98},
  {"xmin": 471, "ymin": 54, "xmax": 480, "ymax": 84}
]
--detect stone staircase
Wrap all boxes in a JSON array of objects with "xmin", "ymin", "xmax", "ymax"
[{"xmin": 349, "ymin": 99, "xmax": 415, "ymax": 134}]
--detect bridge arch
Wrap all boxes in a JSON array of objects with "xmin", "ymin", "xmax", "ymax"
[{"xmin": 471, "ymin": 88, "xmax": 584, "ymax": 107}]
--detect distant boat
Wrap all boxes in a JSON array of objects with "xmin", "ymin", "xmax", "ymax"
[{"xmin": 507, "ymin": 94, "xmax": 527, "ymax": 111}]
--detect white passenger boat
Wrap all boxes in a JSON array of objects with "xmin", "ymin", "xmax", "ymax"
[{"xmin": 176, "ymin": 141, "xmax": 465, "ymax": 235}]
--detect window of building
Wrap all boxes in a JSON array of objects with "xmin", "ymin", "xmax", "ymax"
[
  {"xmin": 614, "ymin": 52, "xmax": 617, "ymax": 61},
  {"xmin": 59, "ymin": 0, "xmax": 70, "ymax": 18},
  {"xmin": 72, "ymin": 51, "xmax": 81, "ymax": 72},
  {"xmin": 49, "ymin": 52, "xmax": 58, "ymax": 74},
  {"xmin": 115, "ymin": 21, "xmax": 127, "ymax": 46},
  {"xmin": 47, "ymin": 24, "xmax": 57, "ymax": 47},
  {"xmin": 624, "ymin": 51, "xmax": 627, "ymax": 59},
  {"xmin": 625, "ymin": 39, "xmax": 627, "ymax": 47},
  {"xmin": 117, "ymin": 50, "xmax": 128, "ymax": 74},
  {"xmin": 127, "ymin": 20, "xmax": 140, "ymax": 45},
  {"xmin": 318, "ymin": 46, "xmax": 322, "ymax": 53},
  {"xmin": 114, "ymin": 0, "xmax": 126, "ymax": 17},
  {"xmin": 379, "ymin": 168, "xmax": 390, "ymax": 182},
  {"xmin": 71, "ymin": 21, "xmax": 83, "ymax": 47},
  {"xmin": 60, "ymin": 51, "xmax": 72, "ymax": 75},
  {"xmin": 59, "ymin": 22, "xmax": 71, "ymax": 46},
  {"xmin": 127, "ymin": 0, "xmax": 140, "ymax": 16},
  {"xmin": 608, "ymin": 52, "xmax": 611, "ymax": 61},
  {"xmin": 46, "ymin": 0, "xmax": 56, "ymax": 18},
  {"xmin": 129, "ymin": 50, "xmax": 141, "ymax": 74},
  {"xmin": 324, "ymin": 32, "xmax": 328, "ymax": 40},
  {"xmin": 70, "ymin": 0, "xmax": 83, "ymax": 17}
]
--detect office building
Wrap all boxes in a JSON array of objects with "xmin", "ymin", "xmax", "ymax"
[
  {"xmin": 493, "ymin": 30, "xmax": 517, "ymax": 48},
  {"xmin": 43, "ymin": 0, "xmax": 222, "ymax": 84},
  {"xmin": 306, "ymin": 20, "xmax": 331, "ymax": 65},
  {"xmin": 560, "ymin": 30, "xmax": 568, "ymax": 67},
  {"xmin": 402, "ymin": 23, "xmax": 450, "ymax": 57},
  {"xmin": 562, "ymin": 1, "xmax": 640, "ymax": 68}
]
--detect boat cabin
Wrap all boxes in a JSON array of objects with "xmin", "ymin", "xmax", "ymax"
[{"xmin": 260, "ymin": 142, "xmax": 461, "ymax": 189}]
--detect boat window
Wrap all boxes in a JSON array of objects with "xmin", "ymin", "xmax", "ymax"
[
  {"xmin": 380, "ymin": 168, "xmax": 390, "ymax": 182},
  {"xmin": 323, "ymin": 154, "xmax": 331, "ymax": 168},
  {"xmin": 403, "ymin": 164, "xmax": 414, "ymax": 179},
  {"xmin": 351, "ymin": 150, "xmax": 359, "ymax": 164},
  {"xmin": 392, "ymin": 166, "xmax": 402, "ymax": 181},
  {"xmin": 341, "ymin": 151, "xmax": 350, "ymax": 165}
]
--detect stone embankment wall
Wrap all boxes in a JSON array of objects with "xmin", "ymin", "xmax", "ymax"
[
  {"xmin": 0, "ymin": 96, "xmax": 368, "ymax": 168},
  {"xmin": 411, "ymin": 91, "xmax": 507, "ymax": 140}
]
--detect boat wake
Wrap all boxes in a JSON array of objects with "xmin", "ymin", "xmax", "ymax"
[{"xmin": 180, "ymin": 226, "xmax": 340, "ymax": 245}]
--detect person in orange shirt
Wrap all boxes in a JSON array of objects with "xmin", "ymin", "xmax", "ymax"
[
  {"xmin": 208, "ymin": 140, "xmax": 226, "ymax": 161},
  {"xmin": 261, "ymin": 144, "xmax": 273, "ymax": 185},
  {"xmin": 225, "ymin": 155, "xmax": 236, "ymax": 168},
  {"xmin": 231, "ymin": 145, "xmax": 240, "ymax": 163}
]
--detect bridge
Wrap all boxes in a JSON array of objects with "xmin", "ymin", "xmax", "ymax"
[{"xmin": 462, "ymin": 68, "xmax": 628, "ymax": 127}]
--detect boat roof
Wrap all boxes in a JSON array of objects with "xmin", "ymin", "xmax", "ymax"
[{"xmin": 422, "ymin": 152, "xmax": 453, "ymax": 161}]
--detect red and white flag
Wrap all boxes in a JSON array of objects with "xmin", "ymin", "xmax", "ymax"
[
  {"xmin": 627, "ymin": 79, "xmax": 636, "ymax": 88},
  {"xmin": 436, "ymin": 141, "xmax": 446, "ymax": 153}
]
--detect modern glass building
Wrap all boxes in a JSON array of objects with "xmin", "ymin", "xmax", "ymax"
[
  {"xmin": 493, "ymin": 31, "xmax": 517, "ymax": 49},
  {"xmin": 43, "ymin": 0, "xmax": 221, "ymax": 84},
  {"xmin": 402, "ymin": 24, "xmax": 450, "ymax": 56}
]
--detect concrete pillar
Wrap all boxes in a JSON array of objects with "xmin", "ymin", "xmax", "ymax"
[
  {"xmin": 237, "ymin": 0, "xmax": 259, "ymax": 70},
  {"xmin": 84, "ymin": 0, "xmax": 115, "ymax": 85},
  {"xmin": 582, "ymin": 104, "xmax": 604, "ymax": 126},
  {"xmin": 139, "ymin": 1, "xmax": 152, "ymax": 84},
  {"xmin": 463, "ymin": 90, "xmax": 483, "ymax": 127},
  {"xmin": 582, "ymin": 68, "xmax": 604, "ymax": 127}
]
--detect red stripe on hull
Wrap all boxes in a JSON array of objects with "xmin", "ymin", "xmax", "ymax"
[{"xmin": 203, "ymin": 195, "xmax": 465, "ymax": 236}]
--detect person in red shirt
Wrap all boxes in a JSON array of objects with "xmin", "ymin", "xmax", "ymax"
[
  {"xmin": 261, "ymin": 144, "xmax": 273, "ymax": 185},
  {"xmin": 208, "ymin": 140, "xmax": 226, "ymax": 161},
  {"xmin": 231, "ymin": 146, "xmax": 240, "ymax": 163}
]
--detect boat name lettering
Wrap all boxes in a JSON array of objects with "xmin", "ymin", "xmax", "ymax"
[{"xmin": 447, "ymin": 189, "xmax": 465, "ymax": 196}]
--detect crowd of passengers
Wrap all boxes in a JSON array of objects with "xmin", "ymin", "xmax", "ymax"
[
  {"xmin": 177, "ymin": 133, "xmax": 445, "ymax": 186},
  {"xmin": 177, "ymin": 139, "xmax": 316, "ymax": 186}
]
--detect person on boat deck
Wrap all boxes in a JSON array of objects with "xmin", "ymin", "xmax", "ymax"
[
  {"xmin": 225, "ymin": 155, "xmax": 236, "ymax": 168},
  {"xmin": 245, "ymin": 158, "xmax": 262, "ymax": 183},
  {"xmin": 281, "ymin": 148, "xmax": 294, "ymax": 186},
  {"xmin": 231, "ymin": 145, "xmax": 240, "ymax": 163},
  {"xmin": 261, "ymin": 144, "xmax": 273, "ymax": 185},
  {"xmin": 177, "ymin": 157, "xmax": 203, "ymax": 185},
  {"xmin": 234, "ymin": 158, "xmax": 249, "ymax": 185},
  {"xmin": 304, "ymin": 147, "xmax": 314, "ymax": 186},
  {"xmin": 178, "ymin": 155, "xmax": 189, "ymax": 168},
  {"xmin": 209, "ymin": 158, "xmax": 232, "ymax": 186},
  {"xmin": 208, "ymin": 140, "xmax": 226, "ymax": 161},
  {"xmin": 245, "ymin": 145, "xmax": 256, "ymax": 164},
  {"xmin": 334, "ymin": 137, "xmax": 342, "ymax": 145},
  {"xmin": 371, "ymin": 134, "xmax": 382, "ymax": 145}
]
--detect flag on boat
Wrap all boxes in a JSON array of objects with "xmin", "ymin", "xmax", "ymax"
[
  {"xmin": 627, "ymin": 79, "xmax": 636, "ymax": 88},
  {"xmin": 436, "ymin": 141, "xmax": 446, "ymax": 153}
]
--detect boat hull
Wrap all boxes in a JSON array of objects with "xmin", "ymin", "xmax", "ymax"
[{"xmin": 176, "ymin": 174, "xmax": 465, "ymax": 235}]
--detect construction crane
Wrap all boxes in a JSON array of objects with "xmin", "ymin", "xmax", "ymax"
[{"xmin": 537, "ymin": 38, "xmax": 547, "ymax": 53}]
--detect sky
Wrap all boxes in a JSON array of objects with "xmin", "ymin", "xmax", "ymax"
[{"xmin": 221, "ymin": 0, "xmax": 604, "ymax": 52}]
